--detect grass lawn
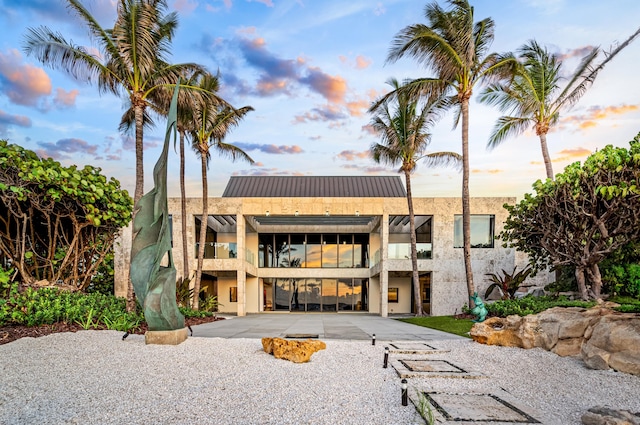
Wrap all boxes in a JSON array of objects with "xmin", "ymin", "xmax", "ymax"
[{"xmin": 396, "ymin": 315, "xmax": 474, "ymax": 338}]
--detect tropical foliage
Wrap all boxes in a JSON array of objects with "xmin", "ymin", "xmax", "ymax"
[
  {"xmin": 499, "ymin": 134, "xmax": 640, "ymax": 300},
  {"xmin": 369, "ymin": 77, "xmax": 460, "ymax": 315},
  {"xmin": 386, "ymin": 0, "xmax": 516, "ymax": 304},
  {"xmin": 484, "ymin": 266, "xmax": 532, "ymax": 300},
  {"xmin": 480, "ymin": 29, "xmax": 640, "ymax": 179},
  {"xmin": 0, "ymin": 141, "xmax": 132, "ymax": 291}
]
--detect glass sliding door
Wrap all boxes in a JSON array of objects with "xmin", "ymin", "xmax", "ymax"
[
  {"xmin": 274, "ymin": 278, "xmax": 290, "ymax": 311},
  {"xmin": 306, "ymin": 278, "xmax": 321, "ymax": 311},
  {"xmin": 338, "ymin": 278, "xmax": 353, "ymax": 311},
  {"xmin": 290, "ymin": 278, "xmax": 305, "ymax": 311},
  {"xmin": 322, "ymin": 278, "xmax": 337, "ymax": 311}
]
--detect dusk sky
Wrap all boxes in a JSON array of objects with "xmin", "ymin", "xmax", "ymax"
[{"xmin": 0, "ymin": 0, "xmax": 639, "ymax": 200}]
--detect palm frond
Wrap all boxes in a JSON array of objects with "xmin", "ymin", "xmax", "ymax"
[{"xmin": 487, "ymin": 116, "xmax": 532, "ymax": 149}]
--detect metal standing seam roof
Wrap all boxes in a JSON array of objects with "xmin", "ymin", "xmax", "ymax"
[{"xmin": 222, "ymin": 176, "xmax": 407, "ymax": 198}]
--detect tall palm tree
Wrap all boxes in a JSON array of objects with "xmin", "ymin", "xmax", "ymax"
[
  {"xmin": 480, "ymin": 29, "xmax": 640, "ymax": 180},
  {"xmin": 23, "ymin": 0, "xmax": 206, "ymax": 310},
  {"xmin": 369, "ymin": 78, "xmax": 461, "ymax": 316},
  {"xmin": 386, "ymin": 0, "xmax": 516, "ymax": 305},
  {"xmin": 23, "ymin": 0, "xmax": 205, "ymax": 204},
  {"xmin": 190, "ymin": 74, "xmax": 254, "ymax": 310}
]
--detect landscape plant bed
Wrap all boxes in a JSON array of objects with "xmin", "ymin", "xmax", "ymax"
[{"xmin": 0, "ymin": 315, "xmax": 223, "ymax": 346}]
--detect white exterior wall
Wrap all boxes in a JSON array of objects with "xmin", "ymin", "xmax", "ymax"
[{"xmin": 114, "ymin": 195, "xmax": 538, "ymax": 317}]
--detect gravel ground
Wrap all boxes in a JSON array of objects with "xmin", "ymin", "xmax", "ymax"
[{"xmin": 1, "ymin": 331, "xmax": 639, "ymax": 424}]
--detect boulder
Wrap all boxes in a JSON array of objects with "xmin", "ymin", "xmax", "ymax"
[
  {"xmin": 471, "ymin": 306, "xmax": 640, "ymax": 376},
  {"xmin": 581, "ymin": 406, "xmax": 640, "ymax": 425},
  {"xmin": 262, "ymin": 337, "xmax": 326, "ymax": 363}
]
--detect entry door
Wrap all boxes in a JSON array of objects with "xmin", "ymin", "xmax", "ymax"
[{"xmin": 420, "ymin": 274, "xmax": 431, "ymax": 314}]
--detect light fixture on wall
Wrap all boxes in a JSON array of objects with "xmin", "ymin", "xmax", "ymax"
[
  {"xmin": 265, "ymin": 210, "xmax": 270, "ymax": 216},
  {"xmin": 325, "ymin": 210, "xmax": 330, "ymax": 216},
  {"xmin": 295, "ymin": 210, "xmax": 299, "ymax": 216},
  {"xmin": 355, "ymin": 210, "xmax": 360, "ymax": 216}
]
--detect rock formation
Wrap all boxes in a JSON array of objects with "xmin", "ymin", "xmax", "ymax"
[
  {"xmin": 470, "ymin": 306, "xmax": 640, "ymax": 376},
  {"xmin": 262, "ymin": 337, "xmax": 326, "ymax": 363}
]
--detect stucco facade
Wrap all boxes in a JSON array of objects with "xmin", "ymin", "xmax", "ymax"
[{"xmin": 114, "ymin": 191, "xmax": 549, "ymax": 317}]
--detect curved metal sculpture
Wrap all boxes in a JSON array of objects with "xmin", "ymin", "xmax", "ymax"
[
  {"xmin": 470, "ymin": 292, "xmax": 488, "ymax": 323},
  {"xmin": 130, "ymin": 84, "xmax": 184, "ymax": 331}
]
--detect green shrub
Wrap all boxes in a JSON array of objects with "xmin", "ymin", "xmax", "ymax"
[
  {"xmin": 486, "ymin": 295, "xmax": 595, "ymax": 317},
  {"xmin": 179, "ymin": 306, "xmax": 214, "ymax": 319}
]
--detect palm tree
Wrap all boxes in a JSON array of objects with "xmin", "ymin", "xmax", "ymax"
[
  {"xmin": 190, "ymin": 74, "xmax": 254, "ymax": 310},
  {"xmin": 23, "ymin": 0, "xmax": 207, "ymax": 203},
  {"xmin": 480, "ymin": 29, "xmax": 640, "ymax": 180},
  {"xmin": 369, "ymin": 77, "xmax": 461, "ymax": 316},
  {"xmin": 23, "ymin": 0, "xmax": 206, "ymax": 309},
  {"xmin": 386, "ymin": 0, "xmax": 516, "ymax": 305}
]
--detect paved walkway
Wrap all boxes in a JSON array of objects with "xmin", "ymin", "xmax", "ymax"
[{"xmin": 191, "ymin": 313, "xmax": 465, "ymax": 341}]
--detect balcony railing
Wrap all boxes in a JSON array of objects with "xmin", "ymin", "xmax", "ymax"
[
  {"xmin": 388, "ymin": 243, "xmax": 432, "ymax": 260},
  {"xmin": 195, "ymin": 242, "xmax": 237, "ymax": 259}
]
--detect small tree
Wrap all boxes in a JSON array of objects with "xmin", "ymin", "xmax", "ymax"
[
  {"xmin": 0, "ymin": 141, "xmax": 132, "ymax": 290},
  {"xmin": 499, "ymin": 134, "xmax": 640, "ymax": 300}
]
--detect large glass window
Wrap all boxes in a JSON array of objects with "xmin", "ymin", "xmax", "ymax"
[
  {"xmin": 258, "ymin": 234, "xmax": 273, "ymax": 268},
  {"xmin": 354, "ymin": 234, "xmax": 368, "ymax": 267},
  {"xmin": 289, "ymin": 234, "xmax": 305, "ymax": 268},
  {"xmin": 321, "ymin": 234, "xmax": 338, "ymax": 268},
  {"xmin": 274, "ymin": 234, "xmax": 289, "ymax": 267},
  {"xmin": 338, "ymin": 234, "xmax": 353, "ymax": 268},
  {"xmin": 454, "ymin": 215, "xmax": 495, "ymax": 248},
  {"xmin": 305, "ymin": 234, "xmax": 322, "ymax": 267}
]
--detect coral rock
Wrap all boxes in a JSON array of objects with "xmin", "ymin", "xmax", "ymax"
[{"xmin": 262, "ymin": 337, "xmax": 326, "ymax": 363}]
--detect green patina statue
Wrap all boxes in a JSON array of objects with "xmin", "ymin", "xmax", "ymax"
[
  {"xmin": 129, "ymin": 84, "xmax": 184, "ymax": 331},
  {"xmin": 470, "ymin": 292, "xmax": 488, "ymax": 323}
]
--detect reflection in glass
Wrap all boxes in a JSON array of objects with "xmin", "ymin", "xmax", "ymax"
[
  {"xmin": 290, "ymin": 279, "xmax": 305, "ymax": 311},
  {"xmin": 263, "ymin": 280, "xmax": 273, "ymax": 311},
  {"xmin": 322, "ymin": 279, "xmax": 337, "ymax": 311},
  {"xmin": 338, "ymin": 278, "xmax": 353, "ymax": 311},
  {"xmin": 258, "ymin": 234, "xmax": 273, "ymax": 268},
  {"xmin": 306, "ymin": 278, "xmax": 321, "ymax": 311},
  {"xmin": 305, "ymin": 234, "xmax": 321, "ymax": 267},
  {"xmin": 274, "ymin": 278, "xmax": 290, "ymax": 310},
  {"xmin": 289, "ymin": 234, "xmax": 305, "ymax": 268},
  {"xmin": 338, "ymin": 234, "xmax": 353, "ymax": 268},
  {"xmin": 274, "ymin": 234, "xmax": 289, "ymax": 267},
  {"xmin": 354, "ymin": 234, "xmax": 369, "ymax": 267},
  {"xmin": 322, "ymin": 234, "xmax": 338, "ymax": 268},
  {"xmin": 454, "ymin": 215, "xmax": 495, "ymax": 248},
  {"xmin": 354, "ymin": 279, "xmax": 367, "ymax": 311}
]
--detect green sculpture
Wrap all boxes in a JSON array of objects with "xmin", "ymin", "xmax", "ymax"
[
  {"xmin": 470, "ymin": 292, "xmax": 488, "ymax": 323},
  {"xmin": 130, "ymin": 84, "xmax": 184, "ymax": 331}
]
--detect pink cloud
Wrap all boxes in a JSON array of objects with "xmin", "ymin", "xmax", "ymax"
[
  {"xmin": 0, "ymin": 49, "xmax": 52, "ymax": 107},
  {"xmin": 355, "ymin": 55, "xmax": 371, "ymax": 69},
  {"xmin": 335, "ymin": 150, "xmax": 370, "ymax": 161},
  {"xmin": 53, "ymin": 88, "xmax": 79, "ymax": 108},
  {"xmin": 173, "ymin": 0, "xmax": 199, "ymax": 14}
]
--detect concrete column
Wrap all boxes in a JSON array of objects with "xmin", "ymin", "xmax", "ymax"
[
  {"xmin": 380, "ymin": 213, "xmax": 389, "ymax": 317},
  {"xmin": 113, "ymin": 224, "xmax": 131, "ymax": 298},
  {"xmin": 236, "ymin": 213, "xmax": 246, "ymax": 316}
]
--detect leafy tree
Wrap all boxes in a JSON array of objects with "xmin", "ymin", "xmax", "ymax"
[
  {"xmin": 499, "ymin": 134, "xmax": 640, "ymax": 300},
  {"xmin": 23, "ymin": 0, "xmax": 206, "ymax": 310},
  {"xmin": 369, "ymin": 77, "xmax": 460, "ymax": 316},
  {"xmin": 0, "ymin": 140, "xmax": 132, "ymax": 290},
  {"xmin": 480, "ymin": 29, "xmax": 640, "ymax": 179},
  {"xmin": 386, "ymin": 0, "xmax": 516, "ymax": 304},
  {"xmin": 190, "ymin": 73, "xmax": 254, "ymax": 309}
]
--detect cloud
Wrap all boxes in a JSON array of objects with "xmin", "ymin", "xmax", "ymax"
[
  {"xmin": 36, "ymin": 138, "xmax": 99, "ymax": 160},
  {"xmin": 341, "ymin": 163, "xmax": 389, "ymax": 173},
  {"xmin": 0, "ymin": 49, "xmax": 52, "ymax": 108},
  {"xmin": 173, "ymin": 0, "xmax": 199, "ymax": 14},
  {"xmin": 557, "ymin": 45, "xmax": 597, "ymax": 62},
  {"xmin": 0, "ymin": 109, "xmax": 32, "ymax": 137},
  {"xmin": 2, "ymin": 0, "xmax": 116, "ymax": 25},
  {"xmin": 53, "ymin": 88, "xmax": 79, "ymax": 109},
  {"xmin": 234, "ymin": 142, "xmax": 304, "ymax": 154},
  {"xmin": 247, "ymin": 0, "xmax": 274, "ymax": 6},
  {"xmin": 552, "ymin": 147, "xmax": 592, "ymax": 163},
  {"xmin": 335, "ymin": 150, "xmax": 370, "ymax": 161},
  {"xmin": 293, "ymin": 105, "xmax": 348, "ymax": 124},
  {"xmin": 560, "ymin": 104, "xmax": 639, "ymax": 131},
  {"xmin": 361, "ymin": 124, "xmax": 377, "ymax": 136},
  {"xmin": 233, "ymin": 168, "xmax": 308, "ymax": 176},
  {"xmin": 472, "ymin": 169, "xmax": 504, "ymax": 174},
  {"xmin": 339, "ymin": 54, "xmax": 372, "ymax": 70},
  {"xmin": 300, "ymin": 67, "xmax": 346, "ymax": 103},
  {"xmin": 373, "ymin": 2, "xmax": 386, "ymax": 16}
]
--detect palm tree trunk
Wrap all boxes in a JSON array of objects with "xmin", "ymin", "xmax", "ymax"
[
  {"xmin": 539, "ymin": 132, "xmax": 554, "ymax": 180},
  {"xmin": 193, "ymin": 152, "xmax": 208, "ymax": 310},
  {"xmin": 461, "ymin": 98, "xmax": 475, "ymax": 307},
  {"xmin": 179, "ymin": 130, "xmax": 190, "ymax": 281},
  {"xmin": 405, "ymin": 171, "xmax": 424, "ymax": 316},
  {"xmin": 127, "ymin": 102, "xmax": 146, "ymax": 312}
]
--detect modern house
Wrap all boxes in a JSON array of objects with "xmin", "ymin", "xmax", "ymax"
[{"xmin": 114, "ymin": 175, "xmax": 545, "ymax": 316}]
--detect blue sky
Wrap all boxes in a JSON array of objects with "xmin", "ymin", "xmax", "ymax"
[{"xmin": 0, "ymin": 0, "xmax": 639, "ymax": 199}]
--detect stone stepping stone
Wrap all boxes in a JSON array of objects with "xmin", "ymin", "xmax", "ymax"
[
  {"xmin": 391, "ymin": 358, "xmax": 486, "ymax": 379},
  {"xmin": 387, "ymin": 341, "xmax": 449, "ymax": 354},
  {"xmin": 411, "ymin": 390, "xmax": 542, "ymax": 424}
]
